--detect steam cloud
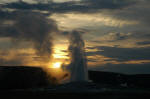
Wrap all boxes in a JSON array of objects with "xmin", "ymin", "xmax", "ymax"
[
  {"xmin": 68, "ymin": 30, "xmax": 88, "ymax": 82},
  {"xmin": 0, "ymin": 11, "xmax": 58, "ymax": 65},
  {"xmin": 0, "ymin": 10, "xmax": 88, "ymax": 83}
]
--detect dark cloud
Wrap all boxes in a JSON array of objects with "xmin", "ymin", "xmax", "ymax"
[
  {"xmin": 103, "ymin": 32, "xmax": 131, "ymax": 42},
  {"xmin": 110, "ymin": 32, "xmax": 130, "ymax": 41},
  {"xmin": 82, "ymin": 0, "xmax": 136, "ymax": 9},
  {"xmin": 83, "ymin": 0, "xmax": 150, "ymax": 43},
  {"xmin": 103, "ymin": 0, "xmax": 150, "ymax": 30},
  {"xmin": 90, "ymin": 63, "xmax": 150, "ymax": 74},
  {"xmin": 136, "ymin": 41, "xmax": 150, "ymax": 45},
  {"xmin": 86, "ymin": 46, "xmax": 150, "ymax": 61},
  {"xmin": 1, "ymin": 0, "xmax": 136, "ymax": 13}
]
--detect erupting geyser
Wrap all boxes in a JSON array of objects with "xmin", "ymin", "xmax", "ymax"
[{"xmin": 68, "ymin": 30, "xmax": 88, "ymax": 82}]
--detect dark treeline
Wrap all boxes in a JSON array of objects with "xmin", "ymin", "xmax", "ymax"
[{"xmin": 89, "ymin": 71, "xmax": 150, "ymax": 89}]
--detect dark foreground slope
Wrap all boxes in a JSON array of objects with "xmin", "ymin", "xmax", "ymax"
[
  {"xmin": 0, "ymin": 66, "xmax": 50, "ymax": 89},
  {"xmin": 88, "ymin": 71, "xmax": 150, "ymax": 89},
  {"xmin": 0, "ymin": 90, "xmax": 150, "ymax": 99},
  {"xmin": 0, "ymin": 66, "xmax": 150, "ymax": 99}
]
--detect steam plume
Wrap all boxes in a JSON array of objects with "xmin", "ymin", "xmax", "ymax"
[
  {"xmin": 0, "ymin": 11, "xmax": 58, "ymax": 65},
  {"xmin": 68, "ymin": 30, "xmax": 88, "ymax": 82}
]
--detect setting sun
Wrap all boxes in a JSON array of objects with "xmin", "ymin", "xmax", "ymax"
[{"xmin": 52, "ymin": 62, "xmax": 62, "ymax": 68}]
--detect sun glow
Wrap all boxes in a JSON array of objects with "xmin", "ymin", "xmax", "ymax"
[{"xmin": 52, "ymin": 62, "xmax": 62, "ymax": 68}]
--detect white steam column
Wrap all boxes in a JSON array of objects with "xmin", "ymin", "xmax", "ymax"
[{"xmin": 68, "ymin": 31, "xmax": 88, "ymax": 82}]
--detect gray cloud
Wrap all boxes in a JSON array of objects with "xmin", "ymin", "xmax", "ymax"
[
  {"xmin": 136, "ymin": 41, "xmax": 150, "ymax": 45},
  {"xmin": 90, "ymin": 63, "xmax": 150, "ymax": 74},
  {"xmin": 103, "ymin": 0, "xmax": 150, "ymax": 31},
  {"xmin": 102, "ymin": 32, "xmax": 131, "ymax": 42},
  {"xmin": 86, "ymin": 46, "xmax": 150, "ymax": 61},
  {"xmin": 82, "ymin": 0, "xmax": 136, "ymax": 9},
  {"xmin": 110, "ymin": 32, "xmax": 130, "ymax": 41},
  {"xmin": 1, "ymin": 0, "xmax": 136, "ymax": 13}
]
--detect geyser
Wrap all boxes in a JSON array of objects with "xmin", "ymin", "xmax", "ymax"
[{"xmin": 68, "ymin": 30, "xmax": 88, "ymax": 82}]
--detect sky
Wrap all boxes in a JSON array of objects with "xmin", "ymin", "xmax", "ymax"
[{"xmin": 0, "ymin": 0, "xmax": 150, "ymax": 74}]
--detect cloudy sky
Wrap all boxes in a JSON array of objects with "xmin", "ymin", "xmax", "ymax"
[{"xmin": 0, "ymin": 0, "xmax": 150, "ymax": 74}]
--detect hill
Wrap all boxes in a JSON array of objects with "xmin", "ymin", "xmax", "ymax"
[
  {"xmin": 0, "ymin": 66, "xmax": 50, "ymax": 89},
  {"xmin": 88, "ymin": 70, "xmax": 150, "ymax": 88}
]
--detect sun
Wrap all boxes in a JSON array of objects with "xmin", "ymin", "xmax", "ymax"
[{"xmin": 52, "ymin": 62, "xmax": 62, "ymax": 68}]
